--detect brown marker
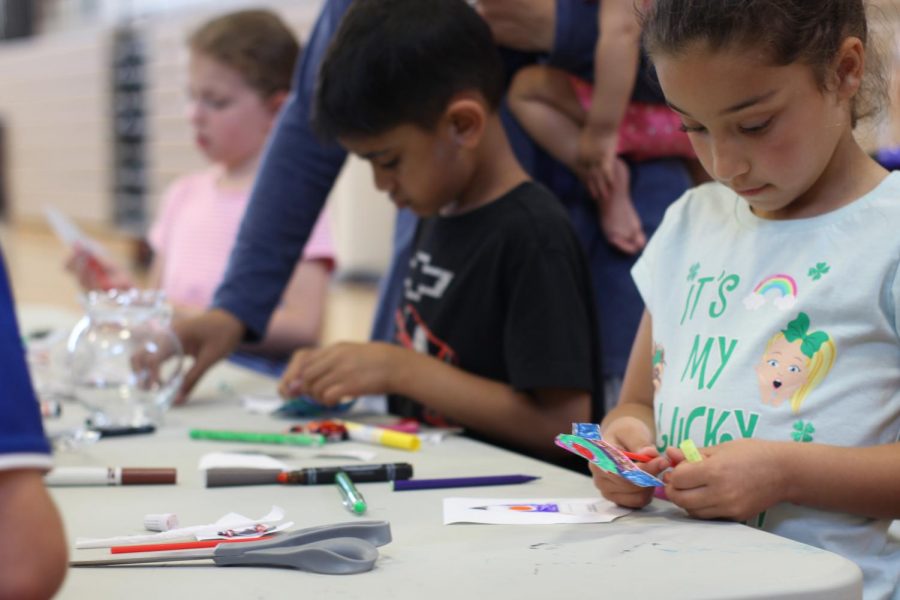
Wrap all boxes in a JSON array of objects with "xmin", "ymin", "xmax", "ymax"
[{"xmin": 45, "ymin": 467, "xmax": 176, "ymax": 486}]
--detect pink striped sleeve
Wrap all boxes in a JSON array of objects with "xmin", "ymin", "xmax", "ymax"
[
  {"xmin": 148, "ymin": 177, "xmax": 191, "ymax": 257},
  {"xmin": 301, "ymin": 206, "xmax": 337, "ymax": 270}
]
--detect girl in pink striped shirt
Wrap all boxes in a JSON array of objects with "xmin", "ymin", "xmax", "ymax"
[{"xmin": 68, "ymin": 10, "xmax": 335, "ymax": 358}]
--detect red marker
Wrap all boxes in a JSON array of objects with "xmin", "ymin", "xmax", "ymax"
[
  {"xmin": 111, "ymin": 536, "xmax": 267, "ymax": 554},
  {"xmin": 621, "ymin": 450, "xmax": 655, "ymax": 463}
]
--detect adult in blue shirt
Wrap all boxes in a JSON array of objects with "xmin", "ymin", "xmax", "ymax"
[
  {"xmin": 173, "ymin": 0, "xmax": 691, "ymax": 406},
  {"xmin": 0, "ymin": 254, "xmax": 68, "ymax": 598}
]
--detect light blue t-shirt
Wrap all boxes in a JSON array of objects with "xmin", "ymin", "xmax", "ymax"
[{"xmin": 633, "ymin": 174, "xmax": 900, "ymax": 600}]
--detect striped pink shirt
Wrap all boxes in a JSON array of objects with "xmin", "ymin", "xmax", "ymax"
[{"xmin": 148, "ymin": 168, "xmax": 335, "ymax": 310}]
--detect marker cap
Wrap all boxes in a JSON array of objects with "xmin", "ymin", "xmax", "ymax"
[{"xmin": 143, "ymin": 513, "xmax": 179, "ymax": 532}]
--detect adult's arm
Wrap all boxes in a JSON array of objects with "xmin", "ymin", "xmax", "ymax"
[
  {"xmin": 211, "ymin": 0, "xmax": 353, "ymax": 342},
  {"xmin": 479, "ymin": 0, "xmax": 599, "ymax": 79}
]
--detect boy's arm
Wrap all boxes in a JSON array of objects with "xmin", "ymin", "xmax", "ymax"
[
  {"xmin": 280, "ymin": 342, "xmax": 590, "ymax": 460},
  {"xmin": 391, "ymin": 348, "xmax": 590, "ymax": 459}
]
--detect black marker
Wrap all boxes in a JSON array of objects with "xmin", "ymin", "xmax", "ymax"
[
  {"xmin": 88, "ymin": 423, "xmax": 156, "ymax": 438},
  {"xmin": 205, "ymin": 462, "xmax": 414, "ymax": 488}
]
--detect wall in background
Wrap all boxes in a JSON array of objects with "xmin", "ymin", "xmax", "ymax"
[
  {"xmin": 3, "ymin": 0, "xmax": 900, "ymax": 279},
  {"xmin": 0, "ymin": 0, "xmax": 395, "ymax": 278}
]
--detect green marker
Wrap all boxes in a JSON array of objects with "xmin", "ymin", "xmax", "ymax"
[
  {"xmin": 335, "ymin": 471, "xmax": 367, "ymax": 515},
  {"xmin": 679, "ymin": 439, "xmax": 704, "ymax": 463},
  {"xmin": 189, "ymin": 429, "xmax": 325, "ymax": 446}
]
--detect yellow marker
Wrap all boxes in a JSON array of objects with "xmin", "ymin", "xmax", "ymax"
[
  {"xmin": 679, "ymin": 439, "xmax": 703, "ymax": 463},
  {"xmin": 344, "ymin": 421, "xmax": 421, "ymax": 451}
]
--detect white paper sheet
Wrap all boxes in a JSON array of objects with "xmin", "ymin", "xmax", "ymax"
[
  {"xmin": 443, "ymin": 497, "xmax": 631, "ymax": 525},
  {"xmin": 197, "ymin": 452, "xmax": 292, "ymax": 471},
  {"xmin": 75, "ymin": 506, "xmax": 292, "ymax": 548}
]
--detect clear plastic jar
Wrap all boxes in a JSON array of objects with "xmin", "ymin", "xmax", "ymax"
[{"xmin": 66, "ymin": 289, "xmax": 184, "ymax": 427}]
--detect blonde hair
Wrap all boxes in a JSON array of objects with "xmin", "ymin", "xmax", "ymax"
[{"xmin": 188, "ymin": 9, "xmax": 299, "ymax": 99}]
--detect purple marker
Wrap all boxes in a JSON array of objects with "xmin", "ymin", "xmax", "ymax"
[{"xmin": 393, "ymin": 474, "xmax": 539, "ymax": 491}]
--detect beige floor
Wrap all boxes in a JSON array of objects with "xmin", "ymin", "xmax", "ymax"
[{"xmin": 0, "ymin": 222, "xmax": 379, "ymax": 344}]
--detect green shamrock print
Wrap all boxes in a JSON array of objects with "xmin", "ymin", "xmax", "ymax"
[
  {"xmin": 791, "ymin": 420, "xmax": 815, "ymax": 443},
  {"xmin": 687, "ymin": 263, "xmax": 700, "ymax": 282},
  {"xmin": 808, "ymin": 262, "xmax": 830, "ymax": 281}
]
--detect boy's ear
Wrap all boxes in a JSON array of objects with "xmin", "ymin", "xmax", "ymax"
[
  {"xmin": 444, "ymin": 97, "xmax": 486, "ymax": 148},
  {"xmin": 832, "ymin": 36, "xmax": 864, "ymax": 100},
  {"xmin": 267, "ymin": 90, "xmax": 289, "ymax": 115}
]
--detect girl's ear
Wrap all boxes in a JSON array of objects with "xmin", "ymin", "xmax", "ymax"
[
  {"xmin": 832, "ymin": 36, "xmax": 865, "ymax": 100},
  {"xmin": 444, "ymin": 96, "xmax": 486, "ymax": 148}
]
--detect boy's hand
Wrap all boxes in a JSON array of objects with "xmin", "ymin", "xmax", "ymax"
[
  {"xmin": 591, "ymin": 416, "xmax": 664, "ymax": 508},
  {"xmin": 664, "ymin": 439, "xmax": 788, "ymax": 521},
  {"xmin": 279, "ymin": 342, "xmax": 402, "ymax": 406}
]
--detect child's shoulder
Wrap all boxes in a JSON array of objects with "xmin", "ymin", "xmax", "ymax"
[
  {"xmin": 663, "ymin": 180, "xmax": 736, "ymax": 223},
  {"xmin": 165, "ymin": 168, "xmax": 217, "ymax": 196},
  {"xmin": 493, "ymin": 181, "xmax": 576, "ymax": 236},
  {"xmin": 159, "ymin": 168, "xmax": 221, "ymax": 211},
  {"xmin": 498, "ymin": 181, "xmax": 571, "ymax": 222}
]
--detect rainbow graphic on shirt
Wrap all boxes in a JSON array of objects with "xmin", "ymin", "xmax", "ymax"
[{"xmin": 743, "ymin": 273, "xmax": 798, "ymax": 311}]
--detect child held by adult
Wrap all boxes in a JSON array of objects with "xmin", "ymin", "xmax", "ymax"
[
  {"xmin": 507, "ymin": 0, "xmax": 700, "ymax": 255},
  {"xmin": 278, "ymin": 0, "xmax": 602, "ymax": 464},
  {"xmin": 66, "ymin": 10, "xmax": 335, "ymax": 360},
  {"xmin": 592, "ymin": 1, "xmax": 899, "ymax": 597}
]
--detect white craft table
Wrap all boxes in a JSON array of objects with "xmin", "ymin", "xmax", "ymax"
[{"xmin": 23, "ymin": 305, "xmax": 864, "ymax": 599}]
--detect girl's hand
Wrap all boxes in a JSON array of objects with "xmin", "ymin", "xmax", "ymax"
[
  {"xmin": 591, "ymin": 416, "xmax": 665, "ymax": 508},
  {"xmin": 664, "ymin": 439, "xmax": 790, "ymax": 521},
  {"xmin": 278, "ymin": 342, "xmax": 402, "ymax": 406},
  {"xmin": 64, "ymin": 244, "xmax": 132, "ymax": 291}
]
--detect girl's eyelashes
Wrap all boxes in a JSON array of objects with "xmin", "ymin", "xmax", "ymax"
[
  {"xmin": 739, "ymin": 118, "xmax": 773, "ymax": 134},
  {"xmin": 187, "ymin": 91, "xmax": 233, "ymax": 110},
  {"xmin": 678, "ymin": 117, "xmax": 773, "ymax": 135},
  {"xmin": 203, "ymin": 97, "xmax": 232, "ymax": 110},
  {"xmin": 678, "ymin": 123, "xmax": 706, "ymax": 134},
  {"xmin": 379, "ymin": 157, "xmax": 400, "ymax": 170}
]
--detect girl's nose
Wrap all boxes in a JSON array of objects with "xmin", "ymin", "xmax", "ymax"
[{"xmin": 710, "ymin": 137, "xmax": 750, "ymax": 183}]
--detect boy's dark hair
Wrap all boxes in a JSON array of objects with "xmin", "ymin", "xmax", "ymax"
[
  {"xmin": 313, "ymin": 0, "xmax": 505, "ymax": 140},
  {"xmin": 188, "ymin": 9, "xmax": 299, "ymax": 98},
  {"xmin": 642, "ymin": 0, "xmax": 887, "ymax": 126}
]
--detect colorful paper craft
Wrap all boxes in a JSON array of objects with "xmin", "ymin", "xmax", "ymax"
[{"xmin": 555, "ymin": 423, "xmax": 664, "ymax": 488}]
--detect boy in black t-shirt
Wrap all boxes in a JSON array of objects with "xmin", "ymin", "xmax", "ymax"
[{"xmin": 278, "ymin": 0, "xmax": 602, "ymax": 465}]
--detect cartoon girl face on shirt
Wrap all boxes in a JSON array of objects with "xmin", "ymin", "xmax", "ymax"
[
  {"xmin": 755, "ymin": 312, "xmax": 835, "ymax": 413},
  {"xmin": 756, "ymin": 335, "xmax": 807, "ymax": 407}
]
